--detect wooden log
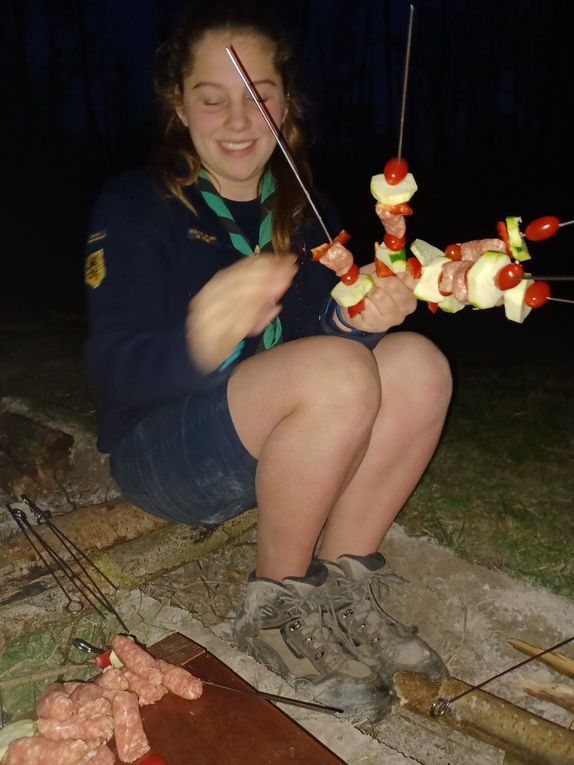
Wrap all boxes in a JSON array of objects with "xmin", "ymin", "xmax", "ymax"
[
  {"xmin": 515, "ymin": 676, "xmax": 574, "ymax": 714},
  {"xmin": 0, "ymin": 499, "xmax": 168, "ymax": 584},
  {"xmin": 509, "ymin": 638, "xmax": 574, "ymax": 680},
  {"xmin": 394, "ymin": 671, "xmax": 574, "ymax": 765}
]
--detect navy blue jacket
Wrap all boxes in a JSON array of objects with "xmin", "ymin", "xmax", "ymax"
[{"xmin": 85, "ymin": 168, "xmax": 345, "ymax": 453}]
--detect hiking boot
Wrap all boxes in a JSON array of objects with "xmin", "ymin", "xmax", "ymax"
[
  {"xmin": 233, "ymin": 564, "xmax": 392, "ymax": 723},
  {"xmin": 320, "ymin": 552, "xmax": 447, "ymax": 687}
]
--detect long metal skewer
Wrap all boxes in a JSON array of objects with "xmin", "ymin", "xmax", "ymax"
[
  {"xmin": 397, "ymin": 4, "xmax": 415, "ymax": 162},
  {"xmin": 431, "ymin": 632, "xmax": 574, "ymax": 717},
  {"xmin": 6, "ymin": 502, "xmax": 130, "ymax": 632},
  {"xmin": 73, "ymin": 639, "xmax": 343, "ymax": 716},
  {"xmin": 528, "ymin": 275, "xmax": 574, "ymax": 282},
  {"xmin": 225, "ymin": 45, "xmax": 332, "ymax": 242}
]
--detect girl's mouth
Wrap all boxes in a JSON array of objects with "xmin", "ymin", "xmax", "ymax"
[{"xmin": 219, "ymin": 140, "xmax": 256, "ymax": 152}]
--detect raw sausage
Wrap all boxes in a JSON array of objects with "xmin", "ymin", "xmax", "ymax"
[
  {"xmin": 3, "ymin": 736, "xmax": 88, "ymax": 765},
  {"xmin": 71, "ymin": 683, "xmax": 112, "ymax": 718},
  {"xmin": 111, "ymin": 637, "xmax": 162, "ymax": 684},
  {"xmin": 77, "ymin": 744, "xmax": 115, "ymax": 764},
  {"xmin": 37, "ymin": 714, "xmax": 113, "ymax": 746},
  {"xmin": 157, "ymin": 659, "xmax": 203, "ymax": 701},
  {"xmin": 35, "ymin": 683, "xmax": 75, "ymax": 721},
  {"xmin": 112, "ymin": 691, "xmax": 150, "ymax": 763}
]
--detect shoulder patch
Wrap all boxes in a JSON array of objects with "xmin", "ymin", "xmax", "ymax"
[{"xmin": 85, "ymin": 249, "xmax": 106, "ymax": 288}]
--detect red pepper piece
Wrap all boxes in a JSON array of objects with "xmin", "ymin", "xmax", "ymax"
[
  {"xmin": 94, "ymin": 650, "xmax": 112, "ymax": 670},
  {"xmin": 375, "ymin": 260, "xmax": 395, "ymax": 278},
  {"xmin": 135, "ymin": 754, "xmax": 168, "ymax": 765},
  {"xmin": 311, "ymin": 230, "xmax": 351, "ymax": 261},
  {"xmin": 496, "ymin": 221, "xmax": 512, "ymax": 256},
  {"xmin": 348, "ymin": 299, "xmax": 365, "ymax": 318},
  {"xmin": 428, "ymin": 302, "xmax": 439, "ymax": 313},
  {"xmin": 406, "ymin": 257, "xmax": 422, "ymax": 279},
  {"xmin": 340, "ymin": 263, "xmax": 360, "ymax": 285},
  {"xmin": 383, "ymin": 233, "xmax": 406, "ymax": 252},
  {"xmin": 444, "ymin": 244, "xmax": 462, "ymax": 261},
  {"xmin": 382, "ymin": 203, "xmax": 413, "ymax": 216},
  {"xmin": 524, "ymin": 216, "xmax": 560, "ymax": 241}
]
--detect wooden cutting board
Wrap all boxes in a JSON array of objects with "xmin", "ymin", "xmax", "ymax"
[{"xmin": 111, "ymin": 632, "xmax": 345, "ymax": 765}]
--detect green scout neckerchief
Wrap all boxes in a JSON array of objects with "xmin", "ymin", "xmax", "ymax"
[{"xmin": 197, "ymin": 168, "xmax": 282, "ymax": 370}]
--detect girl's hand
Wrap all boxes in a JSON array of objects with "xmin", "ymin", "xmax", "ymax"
[
  {"xmin": 185, "ymin": 254, "xmax": 298, "ymax": 372},
  {"xmin": 338, "ymin": 263, "xmax": 417, "ymax": 334}
]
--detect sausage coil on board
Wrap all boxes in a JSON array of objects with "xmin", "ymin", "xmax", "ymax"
[
  {"xmin": 35, "ymin": 683, "xmax": 75, "ymax": 721},
  {"xmin": 123, "ymin": 670, "xmax": 169, "ymax": 706},
  {"xmin": 96, "ymin": 667, "xmax": 130, "ymax": 691},
  {"xmin": 111, "ymin": 636, "xmax": 163, "ymax": 684},
  {"xmin": 77, "ymin": 744, "xmax": 116, "ymax": 764},
  {"xmin": 37, "ymin": 713, "xmax": 114, "ymax": 746},
  {"xmin": 112, "ymin": 691, "xmax": 150, "ymax": 763},
  {"xmin": 157, "ymin": 659, "xmax": 204, "ymax": 700},
  {"xmin": 3, "ymin": 736, "xmax": 89, "ymax": 765},
  {"xmin": 71, "ymin": 683, "xmax": 112, "ymax": 719}
]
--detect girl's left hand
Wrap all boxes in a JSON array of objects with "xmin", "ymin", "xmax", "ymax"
[{"xmin": 340, "ymin": 263, "xmax": 417, "ymax": 333}]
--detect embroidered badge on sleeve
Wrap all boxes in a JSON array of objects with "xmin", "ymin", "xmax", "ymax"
[{"xmin": 85, "ymin": 249, "xmax": 106, "ymax": 288}]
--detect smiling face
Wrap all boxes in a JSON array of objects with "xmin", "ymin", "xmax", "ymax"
[{"xmin": 175, "ymin": 31, "xmax": 287, "ymax": 201}]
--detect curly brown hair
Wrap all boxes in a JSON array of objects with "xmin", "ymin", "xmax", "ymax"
[{"xmin": 152, "ymin": 0, "xmax": 313, "ymax": 253}]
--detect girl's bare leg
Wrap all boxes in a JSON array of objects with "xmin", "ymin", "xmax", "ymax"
[
  {"xmin": 318, "ymin": 331, "xmax": 453, "ymax": 561},
  {"xmin": 227, "ymin": 336, "xmax": 381, "ymax": 581}
]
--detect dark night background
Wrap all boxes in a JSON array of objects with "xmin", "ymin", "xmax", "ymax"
[{"xmin": 1, "ymin": 0, "xmax": 573, "ymax": 354}]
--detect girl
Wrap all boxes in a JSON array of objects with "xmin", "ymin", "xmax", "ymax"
[{"xmin": 85, "ymin": 0, "xmax": 451, "ymax": 722}]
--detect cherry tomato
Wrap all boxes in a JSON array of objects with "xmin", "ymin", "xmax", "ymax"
[
  {"xmin": 383, "ymin": 157, "xmax": 409, "ymax": 185},
  {"xmin": 428, "ymin": 302, "xmax": 439, "ymax": 313},
  {"xmin": 406, "ymin": 257, "xmax": 422, "ymax": 280},
  {"xmin": 524, "ymin": 281, "xmax": 550, "ymax": 307},
  {"xmin": 348, "ymin": 299, "xmax": 366, "ymax": 318},
  {"xmin": 524, "ymin": 216, "xmax": 560, "ymax": 241},
  {"xmin": 311, "ymin": 229, "xmax": 351, "ymax": 261},
  {"xmin": 383, "ymin": 203, "xmax": 413, "ymax": 216},
  {"xmin": 341, "ymin": 263, "xmax": 360, "ymax": 285},
  {"xmin": 375, "ymin": 260, "xmax": 394, "ymax": 278},
  {"xmin": 444, "ymin": 244, "xmax": 462, "ymax": 261},
  {"xmin": 135, "ymin": 755, "xmax": 168, "ymax": 765},
  {"xmin": 383, "ymin": 233, "xmax": 406, "ymax": 252},
  {"xmin": 94, "ymin": 650, "xmax": 112, "ymax": 670},
  {"xmin": 496, "ymin": 263, "xmax": 524, "ymax": 291}
]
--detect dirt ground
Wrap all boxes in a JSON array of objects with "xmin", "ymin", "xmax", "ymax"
[{"xmin": 131, "ymin": 521, "xmax": 574, "ymax": 764}]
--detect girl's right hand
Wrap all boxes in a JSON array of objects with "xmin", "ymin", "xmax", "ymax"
[{"xmin": 185, "ymin": 254, "xmax": 298, "ymax": 372}]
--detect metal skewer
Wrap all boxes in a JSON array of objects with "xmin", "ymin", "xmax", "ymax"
[
  {"xmin": 397, "ymin": 4, "xmax": 415, "ymax": 162},
  {"xmin": 6, "ymin": 501, "xmax": 129, "ymax": 632},
  {"xmin": 528, "ymin": 275, "xmax": 574, "ymax": 282},
  {"xmin": 225, "ymin": 45, "xmax": 332, "ymax": 242},
  {"xmin": 431, "ymin": 632, "xmax": 574, "ymax": 717},
  {"xmin": 73, "ymin": 639, "xmax": 343, "ymax": 716}
]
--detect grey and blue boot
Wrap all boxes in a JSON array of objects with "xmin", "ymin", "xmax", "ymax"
[
  {"xmin": 233, "ymin": 563, "xmax": 392, "ymax": 723},
  {"xmin": 320, "ymin": 552, "xmax": 447, "ymax": 687}
]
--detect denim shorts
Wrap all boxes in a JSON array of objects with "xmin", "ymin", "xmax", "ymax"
[{"xmin": 109, "ymin": 381, "xmax": 257, "ymax": 526}]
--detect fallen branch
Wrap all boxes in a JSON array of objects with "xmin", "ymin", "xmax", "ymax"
[
  {"xmin": 394, "ymin": 671, "xmax": 574, "ymax": 765},
  {"xmin": 0, "ymin": 664, "xmax": 92, "ymax": 690},
  {"xmin": 509, "ymin": 638, "xmax": 574, "ymax": 680}
]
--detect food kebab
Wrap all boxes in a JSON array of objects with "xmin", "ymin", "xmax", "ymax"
[{"xmin": 316, "ymin": 159, "xmax": 562, "ymax": 325}]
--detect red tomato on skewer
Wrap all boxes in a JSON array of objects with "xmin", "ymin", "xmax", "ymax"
[
  {"xmin": 524, "ymin": 281, "xmax": 551, "ymax": 307},
  {"xmin": 496, "ymin": 263, "xmax": 524, "ymax": 291},
  {"xmin": 444, "ymin": 244, "xmax": 462, "ymax": 261},
  {"xmin": 383, "ymin": 234, "xmax": 406, "ymax": 251},
  {"xmin": 341, "ymin": 263, "xmax": 360, "ymax": 285},
  {"xmin": 524, "ymin": 216, "xmax": 560, "ymax": 241},
  {"xmin": 135, "ymin": 755, "xmax": 168, "ymax": 765},
  {"xmin": 383, "ymin": 157, "xmax": 409, "ymax": 185}
]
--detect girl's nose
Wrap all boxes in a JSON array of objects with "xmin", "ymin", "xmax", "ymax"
[{"xmin": 225, "ymin": 100, "xmax": 250, "ymax": 131}]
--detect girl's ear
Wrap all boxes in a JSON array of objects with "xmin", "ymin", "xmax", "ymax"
[{"xmin": 174, "ymin": 87, "xmax": 188, "ymax": 127}]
